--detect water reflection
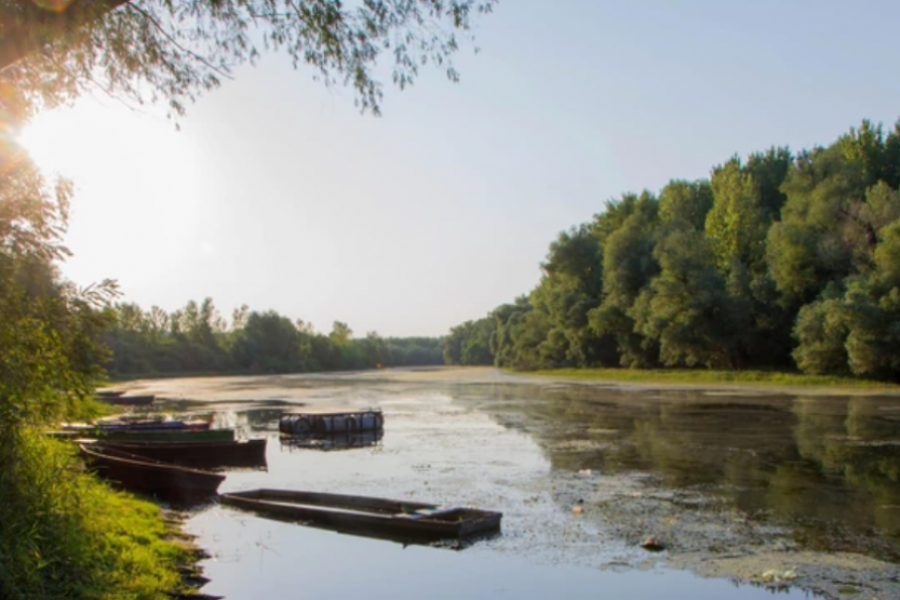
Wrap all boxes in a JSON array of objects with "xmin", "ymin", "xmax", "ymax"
[
  {"xmin": 280, "ymin": 429, "xmax": 384, "ymax": 451},
  {"xmin": 466, "ymin": 386, "xmax": 900, "ymax": 562}
]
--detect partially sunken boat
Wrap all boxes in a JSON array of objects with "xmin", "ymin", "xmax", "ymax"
[
  {"xmin": 219, "ymin": 488, "xmax": 502, "ymax": 543},
  {"xmin": 97, "ymin": 438, "xmax": 268, "ymax": 469},
  {"xmin": 79, "ymin": 443, "xmax": 225, "ymax": 505},
  {"xmin": 279, "ymin": 407, "xmax": 384, "ymax": 435}
]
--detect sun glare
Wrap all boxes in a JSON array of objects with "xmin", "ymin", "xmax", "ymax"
[{"xmin": 17, "ymin": 115, "xmax": 67, "ymax": 175}]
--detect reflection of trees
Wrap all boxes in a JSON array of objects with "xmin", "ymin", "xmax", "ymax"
[
  {"xmin": 793, "ymin": 397, "xmax": 900, "ymax": 548},
  {"xmin": 468, "ymin": 385, "xmax": 900, "ymax": 560}
]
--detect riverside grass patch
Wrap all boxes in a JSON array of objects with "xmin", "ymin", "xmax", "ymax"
[
  {"xmin": 525, "ymin": 368, "xmax": 900, "ymax": 389},
  {"xmin": 0, "ymin": 429, "xmax": 194, "ymax": 600}
]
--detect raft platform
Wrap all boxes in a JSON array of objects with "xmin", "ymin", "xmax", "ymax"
[{"xmin": 279, "ymin": 407, "xmax": 384, "ymax": 435}]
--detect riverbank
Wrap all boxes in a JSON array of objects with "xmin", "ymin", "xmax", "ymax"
[
  {"xmin": 523, "ymin": 367, "xmax": 900, "ymax": 392},
  {"xmin": 0, "ymin": 430, "xmax": 205, "ymax": 600}
]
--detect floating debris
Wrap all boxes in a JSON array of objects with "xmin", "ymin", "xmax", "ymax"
[
  {"xmin": 640, "ymin": 536, "xmax": 666, "ymax": 552},
  {"xmin": 759, "ymin": 568, "xmax": 798, "ymax": 584}
]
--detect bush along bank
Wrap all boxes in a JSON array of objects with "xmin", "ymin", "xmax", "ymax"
[{"xmin": 0, "ymin": 429, "xmax": 207, "ymax": 600}]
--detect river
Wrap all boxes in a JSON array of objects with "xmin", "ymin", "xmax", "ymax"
[{"xmin": 125, "ymin": 367, "xmax": 900, "ymax": 599}]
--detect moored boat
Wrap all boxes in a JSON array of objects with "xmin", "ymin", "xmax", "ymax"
[
  {"xmin": 97, "ymin": 438, "xmax": 267, "ymax": 469},
  {"xmin": 96, "ymin": 394, "xmax": 155, "ymax": 406},
  {"xmin": 97, "ymin": 419, "xmax": 210, "ymax": 431},
  {"xmin": 219, "ymin": 488, "xmax": 502, "ymax": 543},
  {"xmin": 79, "ymin": 443, "xmax": 225, "ymax": 505},
  {"xmin": 96, "ymin": 428, "xmax": 235, "ymax": 443}
]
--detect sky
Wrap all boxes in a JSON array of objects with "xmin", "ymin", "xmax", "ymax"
[{"xmin": 18, "ymin": 0, "xmax": 900, "ymax": 337}]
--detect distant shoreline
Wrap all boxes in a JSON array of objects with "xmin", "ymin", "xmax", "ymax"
[{"xmin": 519, "ymin": 367, "xmax": 900, "ymax": 394}]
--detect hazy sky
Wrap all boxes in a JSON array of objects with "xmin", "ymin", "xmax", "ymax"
[{"xmin": 20, "ymin": 0, "xmax": 900, "ymax": 337}]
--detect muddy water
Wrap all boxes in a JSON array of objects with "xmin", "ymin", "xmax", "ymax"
[{"xmin": 128, "ymin": 368, "xmax": 900, "ymax": 599}]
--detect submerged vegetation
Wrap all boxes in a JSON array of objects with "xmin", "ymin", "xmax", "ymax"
[
  {"xmin": 446, "ymin": 119, "xmax": 900, "ymax": 381},
  {"xmin": 103, "ymin": 300, "xmax": 443, "ymax": 377}
]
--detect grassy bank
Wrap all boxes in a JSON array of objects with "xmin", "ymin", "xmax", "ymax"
[
  {"xmin": 526, "ymin": 368, "xmax": 900, "ymax": 389},
  {"xmin": 0, "ymin": 430, "xmax": 198, "ymax": 600}
]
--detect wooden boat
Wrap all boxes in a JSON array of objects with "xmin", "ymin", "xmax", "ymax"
[
  {"xmin": 64, "ymin": 424, "xmax": 235, "ymax": 443},
  {"xmin": 279, "ymin": 407, "xmax": 384, "ymax": 435},
  {"xmin": 219, "ymin": 489, "xmax": 502, "ymax": 543},
  {"xmin": 97, "ymin": 438, "xmax": 267, "ymax": 468},
  {"xmin": 79, "ymin": 443, "xmax": 225, "ymax": 505},
  {"xmin": 100, "ymin": 428, "xmax": 235, "ymax": 443},
  {"xmin": 95, "ymin": 389, "xmax": 126, "ymax": 398},
  {"xmin": 96, "ymin": 394, "xmax": 155, "ymax": 407},
  {"xmin": 98, "ymin": 419, "xmax": 210, "ymax": 432}
]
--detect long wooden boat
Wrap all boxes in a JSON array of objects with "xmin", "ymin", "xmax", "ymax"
[
  {"xmin": 97, "ymin": 438, "xmax": 267, "ymax": 469},
  {"xmin": 66, "ymin": 425, "xmax": 235, "ymax": 443},
  {"xmin": 97, "ymin": 419, "xmax": 209, "ymax": 432},
  {"xmin": 95, "ymin": 389, "xmax": 126, "ymax": 398},
  {"xmin": 79, "ymin": 443, "xmax": 225, "ymax": 505},
  {"xmin": 219, "ymin": 489, "xmax": 502, "ymax": 542},
  {"xmin": 96, "ymin": 394, "xmax": 155, "ymax": 406}
]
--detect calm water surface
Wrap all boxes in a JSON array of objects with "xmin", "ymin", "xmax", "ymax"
[{"xmin": 130, "ymin": 369, "xmax": 900, "ymax": 599}]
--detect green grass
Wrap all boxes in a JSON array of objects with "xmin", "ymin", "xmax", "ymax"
[
  {"xmin": 0, "ymin": 429, "xmax": 198, "ymax": 600},
  {"xmin": 523, "ymin": 368, "xmax": 900, "ymax": 389}
]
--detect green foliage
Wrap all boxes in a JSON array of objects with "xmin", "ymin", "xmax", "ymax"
[
  {"xmin": 451, "ymin": 117, "xmax": 900, "ymax": 381},
  {"xmin": 103, "ymin": 300, "xmax": 444, "ymax": 376},
  {"xmin": 0, "ymin": 430, "xmax": 193, "ymax": 600},
  {"xmin": 705, "ymin": 158, "xmax": 767, "ymax": 271},
  {"xmin": 0, "ymin": 150, "xmax": 188, "ymax": 600},
  {"xmin": 1, "ymin": 0, "xmax": 497, "ymax": 122},
  {"xmin": 443, "ymin": 317, "xmax": 495, "ymax": 365},
  {"xmin": 0, "ymin": 155, "xmax": 113, "ymax": 430},
  {"xmin": 634, "ymin": 225, "xmax": 738, "ymax": 368},
  {"xmin": 659, "ymin": 179, "xmax": 714, "ymax": 230}
]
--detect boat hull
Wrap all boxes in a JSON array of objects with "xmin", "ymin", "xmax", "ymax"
[
  {"xmin": 96, "ymin": 394, "xmax": 155, "ymax": 406},
  {"xmin": 96, "ymin": 428, "xmax": 235, "ymax": 443},
  {"xmin": 98, "ymin": 438, "xmax": 267, "ymax": 468},
  {"xmin": 79, "ymin": 444, "xmax": 225, "ymax": 505},
  {"xmin": 219, "ymin": 489, "xmax": 502, "ymax": 543}
]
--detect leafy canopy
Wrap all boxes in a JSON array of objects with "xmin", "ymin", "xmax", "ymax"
[{"xmin": 0, "ymin": 0, "xmax": 497, "ymax": 124}]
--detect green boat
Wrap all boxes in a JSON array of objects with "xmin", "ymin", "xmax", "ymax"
[
  {"xmin": 98, "ymin": 428, "xmax": 235, "ymax": 443},
  {"xmin": 63, "ymin": 424, "xmax": 235, "ymax": 443}
]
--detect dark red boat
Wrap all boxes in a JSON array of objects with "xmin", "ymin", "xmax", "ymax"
[
  {"xmin": 79, "ymin": 443, "xmax": 225, "ymax": 505},
  {"xmin": 96, "ymin": 438, "xmax": 267, "ymax": 469}
]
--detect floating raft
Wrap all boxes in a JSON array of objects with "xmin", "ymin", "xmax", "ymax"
[
  {"xmin": 219, "ymin": 488, "xmax": 502, "ymax": 543},
  {"xmin": 279, "ymin": 407, "xmax": 384, "ymax": 435}
]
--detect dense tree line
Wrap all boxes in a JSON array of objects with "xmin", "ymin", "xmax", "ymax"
[
  {"xmin": 445, "ymin": 120, "xmax": 900, "ymax": 380},
  {"xmin": 103, "ymin": 299, "xmax": 443, "ymax": 376}
]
